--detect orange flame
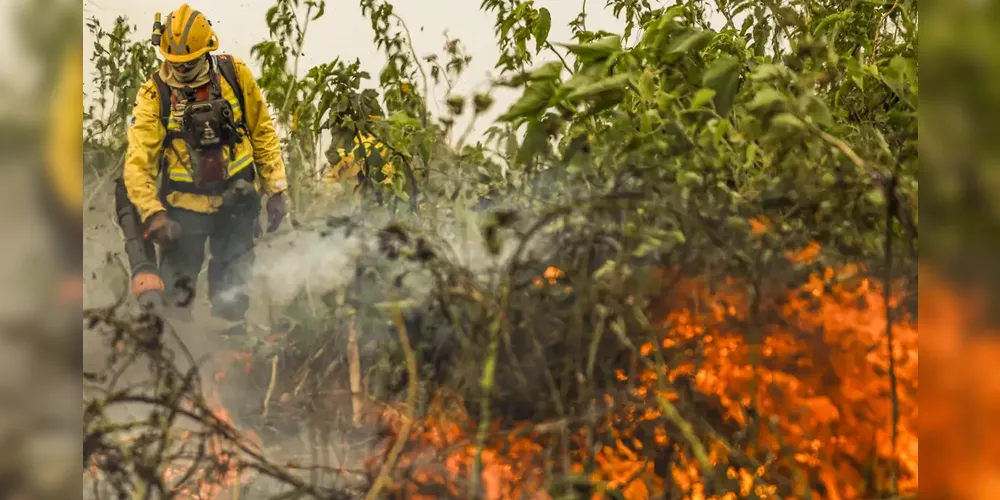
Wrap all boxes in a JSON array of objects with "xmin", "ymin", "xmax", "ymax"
[
  {"xmin": 161, "ymin": 350, "xmax": 261, "ymax": 499},
  {"xmin": 370, "ymin": 247, "xmax": 918, "ymax": 499}
]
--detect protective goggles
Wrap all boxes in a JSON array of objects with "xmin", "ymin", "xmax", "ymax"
[{"xmin": 170, "ymin": 58, "xmax": 202, "ymax": 73}]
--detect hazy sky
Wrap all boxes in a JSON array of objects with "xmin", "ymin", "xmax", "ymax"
[{"xmin": 82, "ymin": 0, "xmax": 627, "ymax": 141}]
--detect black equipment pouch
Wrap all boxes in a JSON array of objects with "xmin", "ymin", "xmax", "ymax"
[
  {"xmin": 180, "ymin": 94, "xmax": 243, "ymax": 192},
  {"xmin": 151, "ymin": 55, "xmax": 249, "ymax": 197}
]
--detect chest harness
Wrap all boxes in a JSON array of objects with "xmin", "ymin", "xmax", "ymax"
[{"xmin": 151, "ymin": 55, "xmax": 254, "ymax": 196}]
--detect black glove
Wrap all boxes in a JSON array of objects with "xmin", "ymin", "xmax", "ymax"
[
  {"xmin": 144, "ymin": 211, "xmax": 181, "ymax": 245},
  {"xmin": 266, "ymin": 192, "xmax": 287, "ymax": 233}
]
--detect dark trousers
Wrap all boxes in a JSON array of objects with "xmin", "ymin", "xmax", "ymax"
[{"xmin": 159, "ymin": 197, "xmax": 260, "ymax": 323}]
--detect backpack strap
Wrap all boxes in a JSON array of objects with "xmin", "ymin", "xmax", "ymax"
[
  {"xmin": 214, "ymin": 55, "xmax": 247, "ymax": 129},
  {"xmin": 150, "ymin": 72, "xmax": 176, "ymax": 200},
  {"xmin": 151, "ymin": 72, "xmax": 172, "ymax": 132}
]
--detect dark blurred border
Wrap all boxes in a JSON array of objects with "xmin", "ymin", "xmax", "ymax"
[
  {"xmin": 921, "ymin": 0, "xmax": 1000, "ymax": 497},
  {"xmin": 0, "ymin": 0, "xmax": 84, "ymax": 497}
]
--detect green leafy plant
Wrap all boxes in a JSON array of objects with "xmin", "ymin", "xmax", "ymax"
[{"xmin": 84, "ymin": 16, "xmax": 158, "ymax": 175}]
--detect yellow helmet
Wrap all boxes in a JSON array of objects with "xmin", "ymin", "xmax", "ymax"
[{"xmin": 158, "ymin": 4, "xmax": 218, "ymax": 63}]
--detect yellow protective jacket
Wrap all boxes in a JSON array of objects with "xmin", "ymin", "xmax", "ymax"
[
  {"xmin": 123, "ymin": 55, "xmax": 287, "ymax": 223},
  {"xmin": 324, "ymin": 134, "xmax": 394, "ymax": 196}
]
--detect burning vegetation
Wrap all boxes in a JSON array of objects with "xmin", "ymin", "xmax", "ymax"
[
  {"xmin": 83, "ymin": 213, "xmax": 917, "ymax": 500},
  {"xmin": 364, "ymin": 253, "xmax": 917, "ymax": 499}
]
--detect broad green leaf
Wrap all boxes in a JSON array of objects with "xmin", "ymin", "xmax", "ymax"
[
  {"xmin": 744, "ymin": 142, "xmax": 759, "ymax": 170},
  {"xmin": 872, "ymin": 127, "xmax": 892, "ymax": 158},
  {"xmin": 657, "ymin": 91, "xmax": 676, "ymax": 112},
  {"xmin": 775, "ymin": 6, "xmax": 803, "ymax": 29},
  {"xmin": 633, "ymin": 239, "xmax": 661, "ymax": 258},
  {"xmin": 752, "ymin": 13, "xmax": 772, "ymax": 57},
  {"xmin": 582, "ymin": 90, "xmax": 627, "ymax": 116},
  {"xmin": 678, "ymin": 171, "xmax": 703, "ymax": 186},
  {"xmin": 473, "ymin": 93, "xmax": 495, "ymax": 114},
  {"xmin": 366, "ymin": 146, "xmax": 386, "ymax": 182},
  {"xmin": 702, "ymin": 55, "xmax": 741, "ymax": 116},
  {"xmin": 713, "ymin": 118, "xmax": 730, "ymax": 144},
  {"xmin": 750, "ymin": 63, "xmax": 786, "ymax": 82},
  {"xmin": 666, "ymin": 30, "xmax": 715, "ymax": 56},
  {"xmin": 516, "ymin": 120, "xmax": 548, "ymax": 164},
  {"xmin": 528, "ymin": 61, "xmax": 563, "ymax": 82},
  {"xmin": 748, "ymin": 88, "xmax": 787, "ymax": 111},
  {"xmin": 803, "ymin": 95, "xmax": 833, "ymax": 126},
  {"xmin": 566, "ymin": 73, "xmax": 632, "ymax": 102},
  {"xmin": 499, "ymin": 82, "xmax": 556, "ymax": 121},
  {"xmin": 386, "ymin": 112, "xmax": 420, "ymax": 128},
  {"xmin": 667, "ymin": 229, "xmax": 686, "ymax": 245},
  {"xmin": 505, "ymin": 132, "xmax": 519, "ymax": 159},
  {"xmin": 740, "ymin": 14, "xmax": 755, "ymax": 36},
  {"xmin": 865, "ymin": 188, "xmax": 886, "ymax": 207},
  {"xmin": 814, "ymin": 10, "xmax": 853, "ymax": 35},
  {"xmin": 593, "ymin": 259, "xmax": 619, "ymax": 280},
  {"xmin": 534, "ymin": 8, "xmax": 551, "ymax": 53},
  {"xmin": 390, "ymin": 174, "xmax": 405, "ymax": 196},
  {"xmin": 661, "ymin": 4, "xmax": 688, "ymax": 25},
  {"xmin": 395, "ymin": 186, "xmax": 410, "ymax": 201},
  {"xmin": 496, "ymin": 72, "xmax": 533, "ymax": 87},
  {"xmin": 725, "ymin": 216, "xmax": 749, "ymax": 231},
  {"xmin": 887, "ymin": 55, "xmax": 916, "ymax": 84},
  {"xmin": 557, "ymin": 72, "xmax": 598, "ymax": 97},
  {"xmin": 638, "ymin": 68, "xmax": 655, "ymax": 102},
  {"xmin": 770, "ymin": 113, "xmax": 806, "ymax": 131},
  {"xmin": 691, "ymin": 88, "xmax": 717, "ymax": 109},
  {"xmin": 265, "ymin": 6, "xmax": 279, "ymax": 28},
  {"xmin": 845, "ymin": 58, "xmax": 864, "ymax": 91},
  {"xmin": 558, "ymin": 35, "xmax": 622, "ymax": 61}
]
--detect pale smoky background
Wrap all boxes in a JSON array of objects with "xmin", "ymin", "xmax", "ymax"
[
  {"xmin": 81, "ymin": 0, "xmax": 626, "ymax": 156},
  {"xmin": 0, "ymin": 0, "xmax": 83, "ymax": 497}
]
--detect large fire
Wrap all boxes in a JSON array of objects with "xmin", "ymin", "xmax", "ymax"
[
  {"xmin": 139, "ymin": 238, "xmax": 917, "ymax": 500},
  {"xmin": 366, "ymin": 242, "xmax": 918, "ymax": 499}
]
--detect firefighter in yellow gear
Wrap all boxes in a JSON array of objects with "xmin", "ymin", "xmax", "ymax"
[
  {"xmin": 323, "ymin": 134, "xmax": 394, "ymax": 198},
  {"xmin": 123, "ymin": 4, "xmax": 288, "ymax": 335}
]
